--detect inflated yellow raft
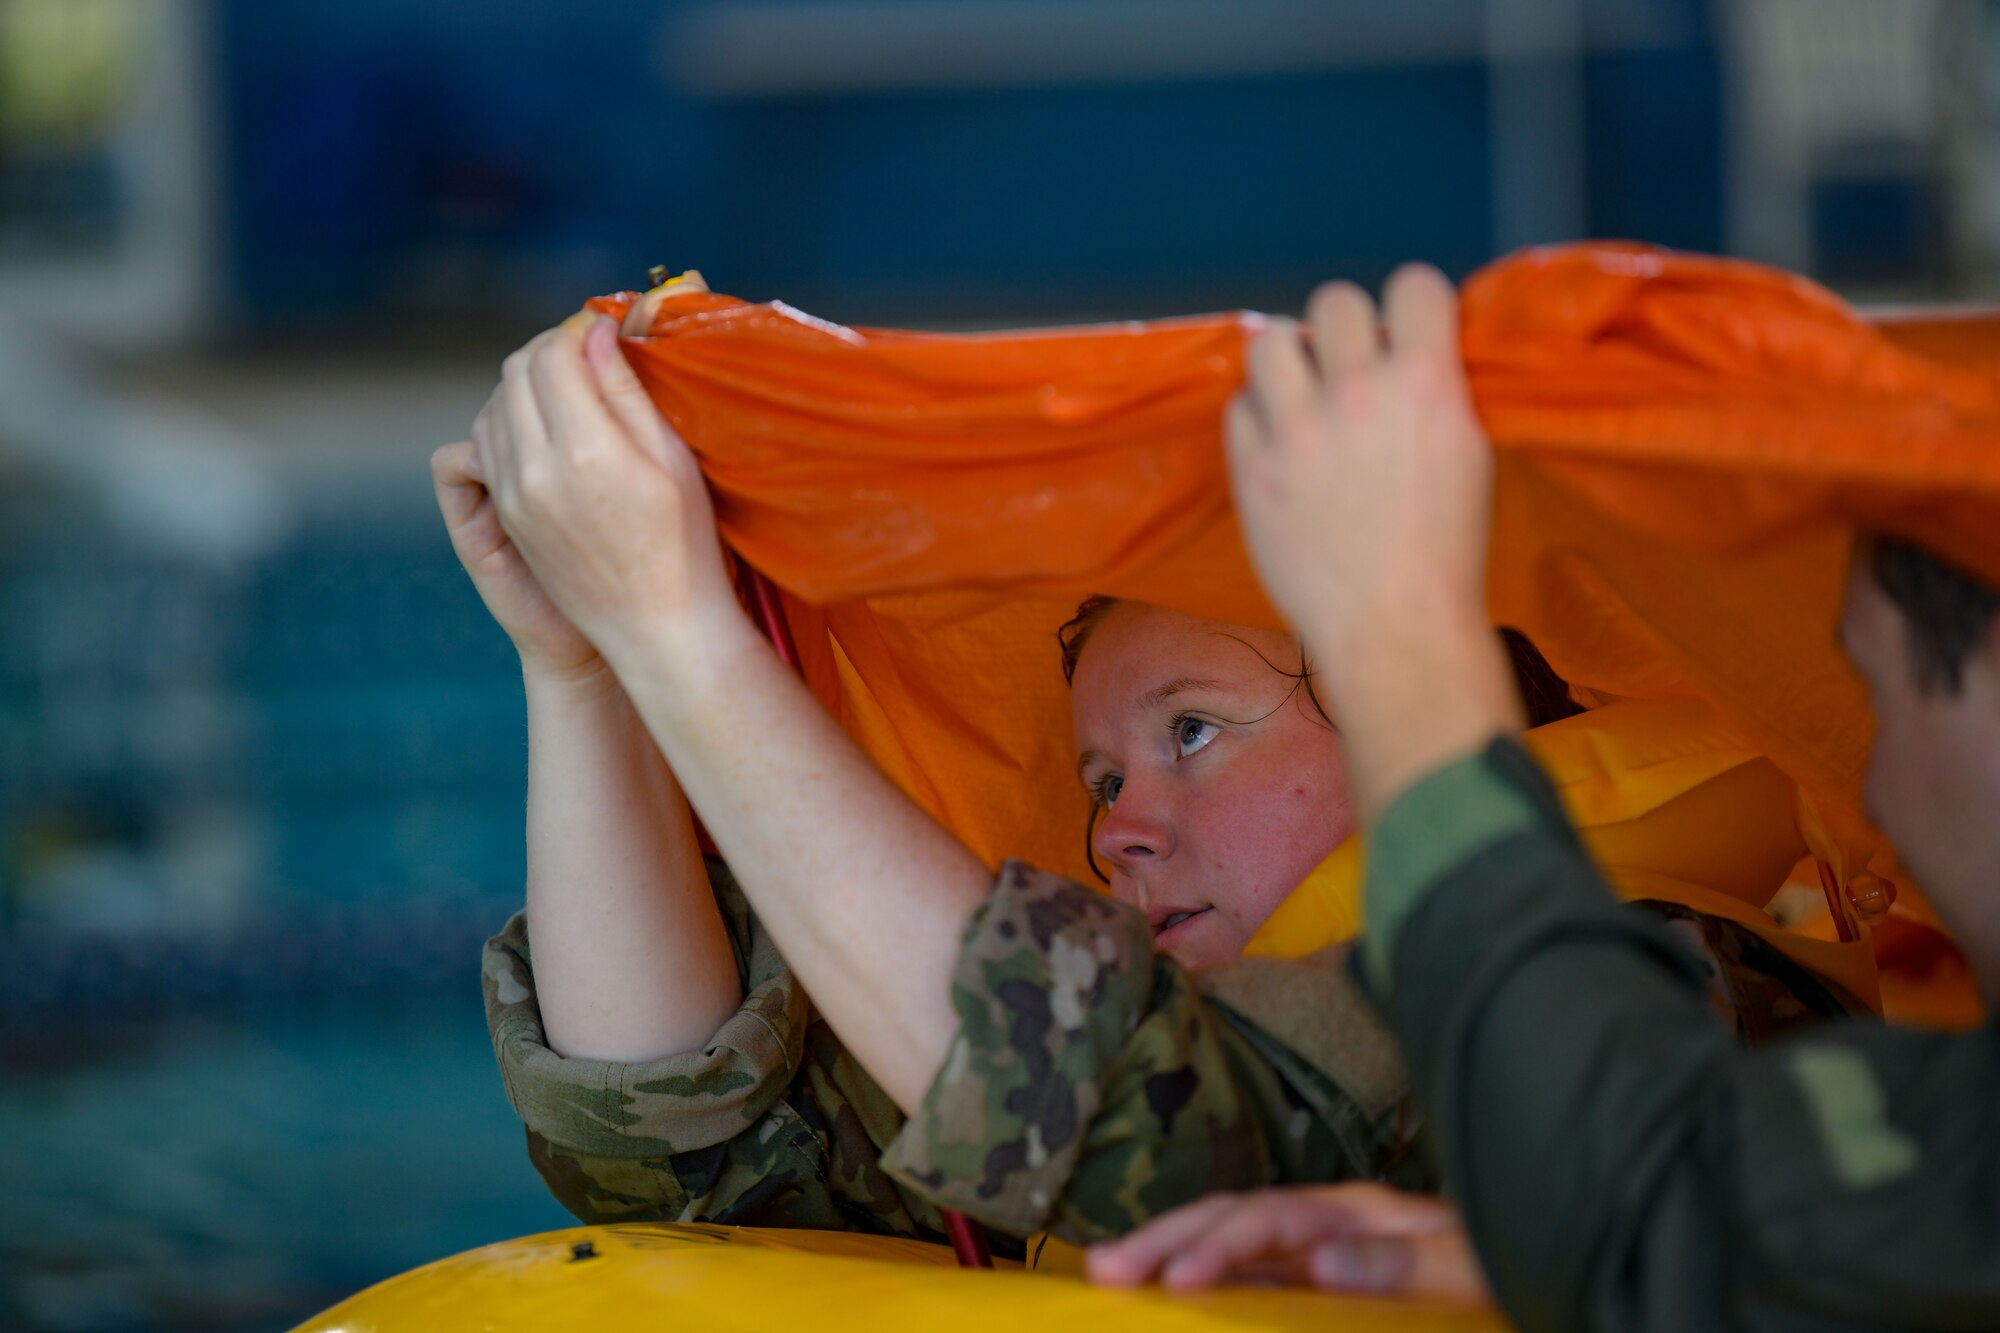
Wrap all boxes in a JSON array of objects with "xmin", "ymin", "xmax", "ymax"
[{"xmin": 292, "ymin": 1224, "xmax": 1507, "ymax": 1332}]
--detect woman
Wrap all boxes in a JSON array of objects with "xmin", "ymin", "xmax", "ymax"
[
  {"xmin": 439, "ymin": 274, "xmax": 1437, "ymax": 1250},
  {"xmin": 440, "ymin": 276, "xmax": 1848, "ymax": 1269}
]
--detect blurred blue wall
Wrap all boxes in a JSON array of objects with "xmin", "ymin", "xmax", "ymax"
[
  {"xmin": 211, "ymin": 0, "xmax": 1724, "ymax": 326},
  {"xmin": 0, "ymin": 3, "xmax": 1756, "ymax": 1327}
]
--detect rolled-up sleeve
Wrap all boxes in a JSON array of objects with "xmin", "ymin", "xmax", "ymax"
[
  {"xmin": 483, "ymin": 915, "xmax": 804, "ymax": 1160},
  {"xmin": 481, "ymin": 860, "xmax": 952, "ymax": 1239},
  {"xmin": 879, "ymin": 861, "xmax": 1423, "ymax": 1243}
]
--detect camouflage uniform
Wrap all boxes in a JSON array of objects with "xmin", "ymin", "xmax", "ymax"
[
  {"xmin": 483, "ymin": 860, "xmax": 1424, "ymax": 1249},
  {"xmin": 1361, "ymin": 738, "xmax": 2000, "ymax": 1331},
  {"xmin": 878, "ymin": 861, "xmax": 1425, "ymax": 1241},
  {"xmin": 485, "ymin": 849, "xmax": 1851, "ymax": 1249},
  {"xmin": 484, "ymin": 860, "xmax": 988, "ymax": 1251}
]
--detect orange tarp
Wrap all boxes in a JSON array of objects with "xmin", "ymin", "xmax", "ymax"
[{"xmin": 589, "ymin": 244, "xmax": 2000, "ymax": 973}]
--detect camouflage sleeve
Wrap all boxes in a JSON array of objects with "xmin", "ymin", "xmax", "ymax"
[
  {"xmin": 878, "ymin": 861, "xmax": 1427, "ymax": 1244},
  {"xmin": 482, "ymin": 858, "xmax": 966, "ymax": 1244}
]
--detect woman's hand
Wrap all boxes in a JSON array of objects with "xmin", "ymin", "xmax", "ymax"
[
  {"xmin": 470, "ymin": 279, "xmax": 741, "ymax": 674},
  {"xmin": 1085, "ymin": 1183, "xmax": 1490, "ymax": 1306},
  {"xmin": 433, "ymin": 440, "xmax": 607, "ymax": 686},
  {"xmin": 433, "ymin": 272, "xmax": 717, "ymax": 685}
]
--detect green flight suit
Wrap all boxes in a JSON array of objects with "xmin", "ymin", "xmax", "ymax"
[{"xmin": 1361, "ymin": 737, "xmax": 2000, "ymax": 1332}]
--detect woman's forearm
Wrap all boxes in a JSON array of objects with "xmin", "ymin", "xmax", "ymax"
[
  {"xmin": 466, "ymin": 310, "xmax": 981, "ymax": 1107},
  {"xmin": 605, "ymin": 609, "xmax": 991, "ymax": 1113},
  {"xmin": 523, "ymin": 665, "xmax": 743, "ymax": 1062}
]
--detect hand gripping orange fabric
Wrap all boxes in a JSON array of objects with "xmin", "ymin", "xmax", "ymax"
[{"xmin": 585, "ymin": 244, "xmax": 2000, "ymax": 998}]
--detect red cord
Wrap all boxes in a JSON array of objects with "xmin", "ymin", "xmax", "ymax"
[
  {"xmin": 943, "ymin": 1208, "xmax": 996, "ymax": 1269},
  {"xmin": 740, "ymin": 563, "xmax": 804, "ymax": 672},
  {"xmin": 1815, "ymin": 858, "xmax": 1859, "ymax": 943}
]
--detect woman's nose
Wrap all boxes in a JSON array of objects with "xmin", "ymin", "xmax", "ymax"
[{"xmin": 1093, "ymin": 783, "xmax": 1175, "ymax": 870}]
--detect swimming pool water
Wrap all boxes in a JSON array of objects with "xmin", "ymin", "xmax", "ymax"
[{"xmin": 1, "ymin": 989, "xmax": 572, "ymax": 1332}]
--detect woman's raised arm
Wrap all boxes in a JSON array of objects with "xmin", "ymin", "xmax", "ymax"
[
  {"xmin": 467, "ymin": 308, "xmax": 989, "ymax": 1109},
  {"xmin": 433, "ymin": 440, "xmax": 739, "ymax": 1061}
]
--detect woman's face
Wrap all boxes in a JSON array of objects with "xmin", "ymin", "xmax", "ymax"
[{"xmin": 1069, "ymin": 602, "xmax": 1355, "ymax": 969}]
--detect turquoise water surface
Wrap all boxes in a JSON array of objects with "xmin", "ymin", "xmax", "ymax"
[{"xmin": 2, "ymin": 990, "xmax": 572, "ymax": 1331}]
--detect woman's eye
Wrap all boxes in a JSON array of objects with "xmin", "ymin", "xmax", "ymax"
[{"xmin": 1175, "ymin": 717, "xmax": 1216, "ymax": 758}]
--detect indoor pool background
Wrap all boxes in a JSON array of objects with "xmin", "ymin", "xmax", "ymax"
[
  {"xmin": 0, "ymin": 1000, "xmax": 572, "ymax": 1331},
  {"xmin": 5, "ymin": 2, "xmax": 1989, "ymax": 1328},
  {"xmin": 1, "ymin": 503, "xmax": 576, "ymax": 1331}
]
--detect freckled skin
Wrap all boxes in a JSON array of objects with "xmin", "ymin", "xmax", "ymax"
[{"xmin": 1069, "ymin": 603, "xmax": 1355, "ymax": 969}]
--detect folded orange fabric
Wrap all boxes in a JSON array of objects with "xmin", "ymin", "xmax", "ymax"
[{"xmin": 588, "ymin": 243, "xmax": 2000, "ymax": 958}]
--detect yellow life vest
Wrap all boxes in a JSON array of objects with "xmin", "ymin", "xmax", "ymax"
[{"xmin": 1245, "ymin": 699, "xmax": 1878, "ymax": 1009}]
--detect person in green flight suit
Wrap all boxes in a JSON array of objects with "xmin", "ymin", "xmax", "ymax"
[{"xmin": 1087, "ymin": 264, "xmax": 2000, "ymax": 1330}]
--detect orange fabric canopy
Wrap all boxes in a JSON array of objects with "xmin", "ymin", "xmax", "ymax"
[{"xmin": 589, "ymin": 244, "xmax": 2000, "ymax": 954}]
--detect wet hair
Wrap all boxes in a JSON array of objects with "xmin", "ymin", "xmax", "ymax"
[
  {"xmin": 1503, "ymin": 628, "xmax": 1583, "ymax": 727},
  {"xmin": 1868, "ymin": 538, "xmax": 2000, "ymax": 695},
  {"xmin": 1057, "ymin": 595, "xmax": 1121, "ymax": 685},
  {"xmin": 1058, "ymin": 596, "xmax": 1581, "ymax": 879}
]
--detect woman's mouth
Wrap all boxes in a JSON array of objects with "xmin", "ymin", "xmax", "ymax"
[{"xmin": 1152, "ymin": 907, "xmax": 1213, "ymax": 941}]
